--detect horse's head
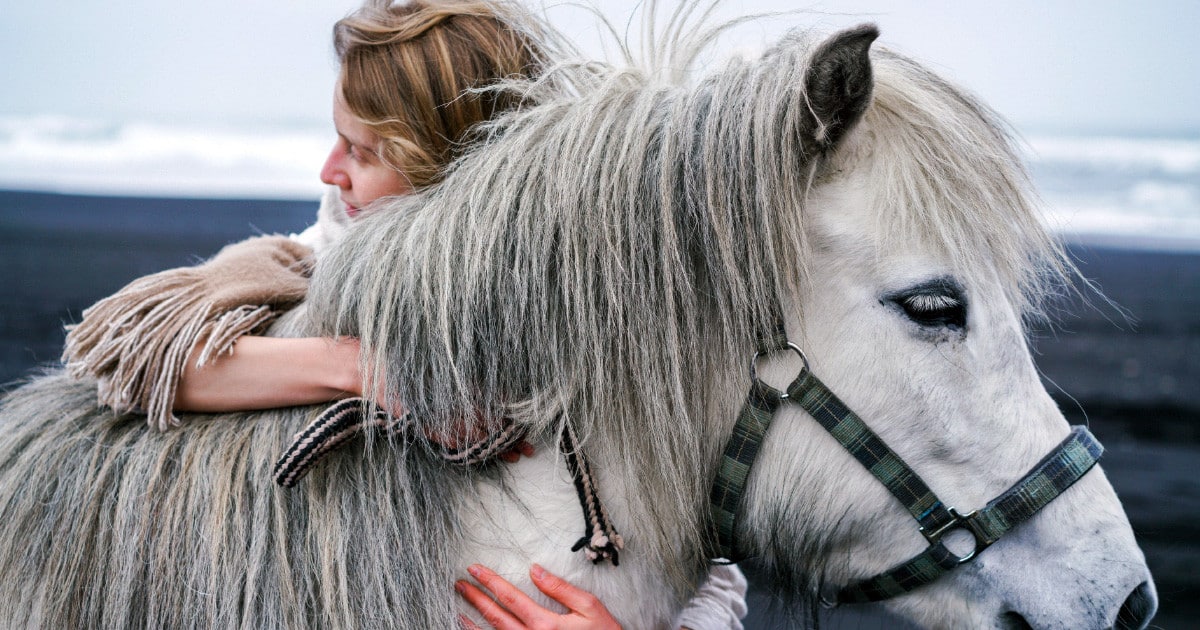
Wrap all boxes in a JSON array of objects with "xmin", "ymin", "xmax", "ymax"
[
  {"xmin": 730, "ymin": 26, "xmax": 1156, "ymax": 629},
  {"xmin": 311, "ymin": 17, "xmax": 1155, "ymax": 629}
]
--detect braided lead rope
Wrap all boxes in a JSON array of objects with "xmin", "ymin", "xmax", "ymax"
[
  {"xmin": 273, "ymin": 397, "xmax": 394, "ymax": 487},
  {"xmin": 273, "ymin": 397, "xmax": 524, "ymax": 487},
  {"xmin": 560, "ymin": 423, "xmax": 624, "ymax": 565},
  {"xmin": 273, "ymin": 398, "xmax": 625, "ymax": 568}
]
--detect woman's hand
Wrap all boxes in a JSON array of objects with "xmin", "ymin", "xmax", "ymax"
[
  {"xmin": 456, "ymin": 563, "xmax": 622, "ymax": 629},
  {"xmin": 354, "ymin": 345, "xmax": 534, "ymax": 463},
  {"xmin": 423, "ymin": 409, "xmax": 535, "ymax": 464}
]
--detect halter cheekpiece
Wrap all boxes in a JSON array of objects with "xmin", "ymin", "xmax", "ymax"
[{"xmin": 709, "ymin": 334, "xmax": 1103, "ymax": 605}]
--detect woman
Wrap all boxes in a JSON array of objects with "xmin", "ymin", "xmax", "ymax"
[{"xmin": 61, "ymin": 1, "xmax": 747, "ymax": 627}]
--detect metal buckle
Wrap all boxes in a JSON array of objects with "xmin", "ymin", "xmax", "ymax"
[{"xmin": 919, "ymin": 507, "xmax": 989, "ymax": 564}]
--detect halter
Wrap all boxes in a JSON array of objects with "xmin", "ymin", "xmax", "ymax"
[{"xmin": 709, "ymin": 338, "xmax": 1103, "ymax": 606}]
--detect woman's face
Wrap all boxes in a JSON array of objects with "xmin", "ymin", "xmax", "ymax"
[{"xmin": 320, "ymin": 93, "xmax": 412, "ymax": 219}]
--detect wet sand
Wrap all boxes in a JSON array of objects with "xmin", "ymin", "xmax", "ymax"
[{"xmin": 2, "ymin": 190, "xmax": 1197, "ymax": 628}]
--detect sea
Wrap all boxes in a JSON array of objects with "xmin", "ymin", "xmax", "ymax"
[{"xmin": 1, "ymin": 114, "xmax": 1199, "ymax": 250}]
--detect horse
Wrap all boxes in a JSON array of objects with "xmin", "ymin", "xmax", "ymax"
[{"xmin": 0, "ymin": 11, "xmax": 1155, "ymax": 630}]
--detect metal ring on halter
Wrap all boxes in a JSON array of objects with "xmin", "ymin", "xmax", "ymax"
[
  {"xmin": 919, "ymin": 508, "xmax": 989, "ymax": 565},
  {"xmin": 818, "ymin": 582, "xmax": 840, "ymax": 609},
  {"xmin": 749, "ymin": 342, "xmax": 810, "ymax": 397}
]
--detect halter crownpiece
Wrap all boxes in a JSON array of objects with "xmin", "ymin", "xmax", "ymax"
[{"xmin": 709, "ymin": 340, "xmax": 1103, "ymax": 605}]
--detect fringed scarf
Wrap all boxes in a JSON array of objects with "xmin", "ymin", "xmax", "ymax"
[{"xmin": 62, "ymin": 235, "xmax": 314, "ymax": 431}]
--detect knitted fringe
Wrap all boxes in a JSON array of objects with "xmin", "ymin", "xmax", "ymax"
[{"xmin": 62, "ymin": 269, "xmax": 279, "ymax": 432}]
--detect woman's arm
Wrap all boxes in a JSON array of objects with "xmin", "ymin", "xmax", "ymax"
[
  {"xmin": 174, "ymin": 336, "xmax": 363, "ymax": 412},
  {"xmin": 62, "ymin": 235, "xmax": 313, "ymax": 430},
  {"xmin": 672, "ymin": 565, "xmax": 748, "ymax": 630},
  {"xmin": 178, "ymin": 336, "xmax": 533, "ymax": 463}
]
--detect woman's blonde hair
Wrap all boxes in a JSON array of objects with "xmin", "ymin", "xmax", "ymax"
[{"xmin": 334, "ymin": 0, "xmax": 545, "ymax": 187}]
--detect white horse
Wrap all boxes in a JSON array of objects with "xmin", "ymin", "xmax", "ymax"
[{"xmin": 0, "ymin": 13, "xmax": 1154, "ymax": 630}]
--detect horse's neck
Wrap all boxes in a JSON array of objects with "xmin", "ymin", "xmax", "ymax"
[{"xmin": 455, "ymin": 442, "xmax": 691, "ymax": 627}]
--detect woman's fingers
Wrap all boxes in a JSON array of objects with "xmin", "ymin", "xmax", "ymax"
[
  {"xmin": 499, "ymin": 440, "xmax": 535, "ymax": 464},
  {"xmin": 528, "ymin": 564, "xmax": 606, "ymax": 619},
  {"xmin": 456, "ymin": 564, "xmax": 621, "ymax": 629},
  {"xmin": 457, "ymin": 578, "xmax": 525, "ymax": 630},
  {"xmin": 463, "ymin": 565, "xmax": 546, "ymax": 625}
]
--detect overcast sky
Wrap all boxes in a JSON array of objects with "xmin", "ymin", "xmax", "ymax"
[{"xmin": 2, "ymin": 0, "xmax": 1199, "ymax": 134}]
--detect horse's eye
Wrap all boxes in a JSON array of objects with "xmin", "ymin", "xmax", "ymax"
[
  {"xmin": 898, "ymin": 293, "xmax": 966, "ymax": 329},
  {"xmin": 885, "ymin": 279, "xmax": 967, "ymax": 331}
]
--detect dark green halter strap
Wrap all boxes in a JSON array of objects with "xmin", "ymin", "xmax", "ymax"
[
  {"xmin": 709, "ymin": 340, "xmax": 1104, "ymax": 604},
  {"xmin": 709, "ymin": 321, "xmax": 791, "ymax": 561}
]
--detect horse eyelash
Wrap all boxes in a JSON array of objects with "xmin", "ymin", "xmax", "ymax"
[{"xmin": 903, "ymin": 293, "xmax": 960, "ymax": 312}]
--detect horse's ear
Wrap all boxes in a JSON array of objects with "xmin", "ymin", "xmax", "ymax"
[{"xmin": 801, "ymin": 24, "xmax": 879, "ymax": 153}]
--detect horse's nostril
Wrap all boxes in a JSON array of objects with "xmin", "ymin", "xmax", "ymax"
[
  {"xmin": 1114, "ymin": 580, "xmax": 1157, "ymax": 630},
  {"xmin": 998, "ymin": 611, "xmax": 1034, "ymax": 630}
]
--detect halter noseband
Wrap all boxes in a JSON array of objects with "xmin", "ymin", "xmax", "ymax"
[{"xmin": 709, "ymin": 340, "xmax": 1103, "ymax": 606}]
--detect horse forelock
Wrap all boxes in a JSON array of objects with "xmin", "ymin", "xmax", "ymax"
[{"xmin": 837, "ymin": 49, "xmax": 1075, "ymax": 327}]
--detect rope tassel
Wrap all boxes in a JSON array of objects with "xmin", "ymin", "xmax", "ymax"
[{"xmin": 561, "ymin": 424, "xmax": 624, "ymax": 565}]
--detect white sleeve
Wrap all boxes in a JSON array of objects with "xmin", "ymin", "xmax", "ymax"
[
  {"xmin": 291, "ymin": 186, "xmax": 351, "ymax": 257},
  {"xmin": 672, "ymin": 564, "xmax": 749, "ymax": 630}
]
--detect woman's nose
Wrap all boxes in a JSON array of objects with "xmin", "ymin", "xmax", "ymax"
[{"xmin": 320, "ymin": 147, "xmax": 349, "ymax": 188}]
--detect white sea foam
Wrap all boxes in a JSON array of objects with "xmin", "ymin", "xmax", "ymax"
[
  {"xmin": 0, "ymin": 115, "xmax": 329, "ymax": 199},
  {"xmin": 1023, "ymin": 133, "xmax": 1200, "ymax": 247},
  {"xmin": 1026, "ymin": 134, "xmax": 1200, "ymax": 175},
  {"xmin": 1, "ymin": 116, "xmax": 1198, "ymax": 247}
]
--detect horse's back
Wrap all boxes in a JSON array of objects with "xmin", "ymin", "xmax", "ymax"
[{"xmin": 0, "ymin": 372, "xmax": 466, "ymax": 629}]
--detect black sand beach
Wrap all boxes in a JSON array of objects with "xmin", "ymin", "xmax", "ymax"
[{"xmin": 1, "ymin": 190, "xmax": 1196, "ymax": 628}]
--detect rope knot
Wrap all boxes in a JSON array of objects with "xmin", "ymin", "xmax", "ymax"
[{"xmin": 572, "ymin": 531, "xmax": 623, "ymax": 565}]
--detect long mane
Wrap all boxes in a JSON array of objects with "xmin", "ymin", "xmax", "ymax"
[{"xmin": 310, "ymin": 19, "xmax": 1071, "ymax": 588}]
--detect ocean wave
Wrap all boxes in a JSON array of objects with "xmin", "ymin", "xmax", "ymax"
[
  {"xmin": 0, "ymin": 115, "xmax": 329, "ymax": 199},
  {"xmin": 1, "ymin": 116, "xmax": 1198, "ymax": 244},
  {"xmin": 1025, "ymin": 134, "xmax": 1200, "ymax": 175}
]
